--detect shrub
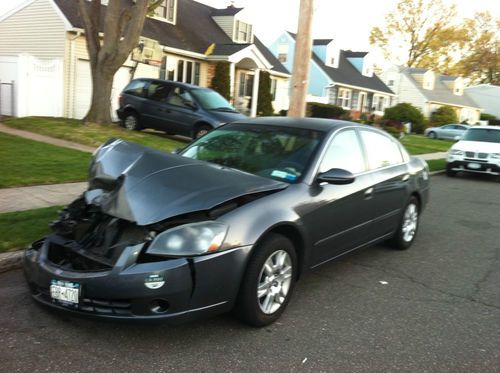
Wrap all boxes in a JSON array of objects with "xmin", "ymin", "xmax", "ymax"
[
  {"xmin": 210, "ymin": 62, "xmax": 230, "ymax": 100},
  {"xmin": 383, "ymin": 103, "xmax": 425, "ymax": 133},
  {"xmin": 257, "ymin": 71, "xmax": 274, "ymax": 116},
  {"xmin": 430, "ymin": 105, "xmax": 458, "ymax": 126},
  {"xmin": 307, "ymin": 102, "xmax": 346, "ymax": 119},
  {"xmin": 488, "ymin": 119, "xmax": 500, "ymax": 126},
  {"xmin": 382, "ymin": 125, "xmax": 401, "ymax": 138},
  {"xmin": 480, "ymin": 113, "xmax": 497, "ymax": 120}
]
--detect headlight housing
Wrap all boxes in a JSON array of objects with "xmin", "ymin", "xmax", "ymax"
[
  {"xmin": 146, "ymin": 221, "xmax": 228, "ymax": 257},
  {"xmin": 449, "ymin": 149, "xmax": 464, "ymax": 156},
  {"xmin": 490, "ymin": 153, "xmax": 500, "ymax": 159}
]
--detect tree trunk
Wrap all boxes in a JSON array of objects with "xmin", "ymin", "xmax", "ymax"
[{"xmin": 84, "ymin": 65, "xmax": 115, "ymax": 124}]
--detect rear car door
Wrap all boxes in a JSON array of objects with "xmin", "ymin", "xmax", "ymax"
[
  {"xmin": 164, "ymin": 87, "xmax": 201, "ymax": 137},
  {"xmin": 359, "ymin": 129, "xmax": 409, "ymax": 237},
  {"xmin": 307, "ymin": 129, "xmax": 377, "ymax": 266},
  {"xmin": 141, "ymin": 81, "xmax": 174, "ymax": 130}
]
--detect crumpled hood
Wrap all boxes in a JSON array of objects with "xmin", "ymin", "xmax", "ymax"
[{"xmin": 86, "ymin": 139, "xmax": 288, "ymax": 226}]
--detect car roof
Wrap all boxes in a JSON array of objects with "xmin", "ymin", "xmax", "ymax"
[
  {"xmin": 230, "ymin": 116, "xmax": 362, "ymax": 133},
  {"xmin": 132, "ymin": 78, "xmax": 201, "ymax": 90},
  {"xmin": 469, "ymin": 126, "xmax": 500, "ymax": 130}
]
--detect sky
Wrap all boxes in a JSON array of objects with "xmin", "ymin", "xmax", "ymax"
[{"xmin": 1, "ymin": 0, "xmax": 499, "ymax": 52}]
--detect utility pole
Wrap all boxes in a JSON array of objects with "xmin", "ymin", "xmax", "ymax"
[{"xmin": 288, "ymin": 0, "xmax": 314, "ymax": 118}]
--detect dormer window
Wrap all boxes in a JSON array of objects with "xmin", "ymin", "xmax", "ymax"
[
  {"xmin": 154, "ymin": 0, "xmax": 176, "ymax": 24},
  {"xmin": 330, "ymin": 57, "xmax": 335, "ymax": 65},
  {"xmin": 235, "ymin": 20, "xmax": 252, "ymax": 43},
  {"xmin": 278, "ymin": 44, "xmax": 288, "ymax": 63}
]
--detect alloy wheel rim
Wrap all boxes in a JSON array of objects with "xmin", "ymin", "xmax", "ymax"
[
  {"xmin": 125, "ymin": 116, "xmax": 136, "ymax": 130},
  {"xmin": 196, "ymin": 129, "xmax": 208, "ymax": 138},
  {"xmin": 257, "ymin": 250, "xmax": 293, "ymax": 314},
  {"xmin": 402, "ymin": 203, "xmax": 418, "ymax": 242}
]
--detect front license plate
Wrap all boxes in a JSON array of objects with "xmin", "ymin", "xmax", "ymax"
[
  {"xmin": 467, "ymin": 162, "xmax": 481, "ymax": 170},
  {"xmin": 50, "ymin": 279, "xmax": 80, "ymax": 306}
]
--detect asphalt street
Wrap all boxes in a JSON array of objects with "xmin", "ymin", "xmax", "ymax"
[{"xmin": 1, "ymin": 174, "xmax": 499, "ymax": 372}]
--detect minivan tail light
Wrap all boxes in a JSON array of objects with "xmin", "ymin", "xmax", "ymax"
[{"xmin": 118, "ymin": 94, "xmax": 123, "ymax": 106}]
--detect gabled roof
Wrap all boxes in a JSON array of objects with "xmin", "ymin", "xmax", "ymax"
[
  {"xmin": 53, "ymin": 0, "xmax": 287, "ymax": 75},
  {"xmin": 402, "ymin": 68, "xmax": 479, "ymax": 108},
  {"xmin": 285, "ymin": 31, "xmax": 392, "ymax": 94},
  {"xmin": 211, "ymin": 6, "xmax": 243, "ymax": 16},
  {"xmin": 344, "ymin": 51, "xmax": 368, "ymax": 58},
  {"xmin": 313, "ymin": 39, "xmax": 332, "ymax": 46}
]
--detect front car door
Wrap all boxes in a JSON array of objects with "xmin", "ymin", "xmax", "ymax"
[
  {"xmin": 305, "ymin": 128, "xmax": 377, "ymax": 266},
  {"xmin": 164, "ymin": 87, "xmax": 201, "ymax": 137},
  {"xmin": 358, "ymin": 129, "xmax": 409, "ymax": 237}
]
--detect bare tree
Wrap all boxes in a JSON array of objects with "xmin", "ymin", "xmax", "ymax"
[{"xmin": 77, "ymin": 0, "xmax": 160, "ymax": 124}]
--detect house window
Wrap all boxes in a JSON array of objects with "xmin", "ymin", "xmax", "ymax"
[
  {"xmin": 336, "ymin": 88, "xmax": 351, "ymax": 109},
  {"xmin": 270, "ymin": 78, "xmax": 277, "ymax": 100},
  {"xmin": 278, "ymin": 54, "xmax": 287, "ymax": 63},
  {"xmin": 159, "ymin": 56, "xmax": 167, "ymax": 80},
  {"xmin": 376, "ymin": 96, "xmax": 385, "ymax": 112},
  {"xmin": 166, "ymin": 58, "xmax": 201, "ymax": 85},
  {"xmin": 185, "ymin": 61, "xmax": 193, "ymax": 84},
  {"xmin": 239, "ymin": 72, "xmax": 254, "ymax": 97},
  {"xmin": 277, "ymin": 44, "xmax": 288, "ymax": 63},
  {"xmin": 388, "ymin": 80, "xmax": 394, "ymax": 86},
  {"xmin": 235, "ymin": 21, "xmax": 252, "ymax": 43},
  {"xmin": 177, "ymin": 60, "xmax": 184, "ymax": 82},
  {"xmin": 330, "ymin": 57, "xmax": 335, "ymax": 65},
  {"xmin": 154, "ymin": 0, "xmax": 176, "ymax": 23}
]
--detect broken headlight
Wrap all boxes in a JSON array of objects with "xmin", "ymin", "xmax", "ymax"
[{"xmin": 146, "ymin": 221, "xmax": 228, "ymax": 257}]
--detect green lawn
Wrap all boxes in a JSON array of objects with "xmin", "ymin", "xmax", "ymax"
[
  {"xmin": 3, "ymin": 116, "xmax": 187, "ymax": 152},
  {"xmin": 0, "ymin": 132, "xmax": 91, "ymax": 188},
  {"xmin": 0, "ymin": 206, "xmax": 62, "ymax": 252},
  {"xmin": 400, "ymin": 135, "xmax": 454, "ymax": 155},
  {"xmin": 426, "ymin": 159, "xmax": 446, "ymax": 172}
]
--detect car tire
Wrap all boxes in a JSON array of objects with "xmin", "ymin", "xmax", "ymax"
[
  {"xmin": 236, "ymin": 234, "xmax": 297, "ymax": 327},
  {"xmin": 446, "ymin": 164, "xmax": 457, "ymax": 177},
  {"xmin": 390, "ymin": 196, "xmax": 420, "ymax": 250},
  {"xmin": 428, "ymin": 131, "xmax": 437, "ymax": 139},
  {"xmin": 193, "ymin": 124, "xmax": 212, "ymax": 139},
  {"xmin": 123, "ymin": 112, "xmax": 141, "ymax": 131}
]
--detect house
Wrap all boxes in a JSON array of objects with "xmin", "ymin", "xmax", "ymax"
[
  {"xmin": 0, "ymin": 0, "xmax": 290, "ymax": 120},
  {"xmin": 380, "ymin": 66, "xmax": 482, "ymax": 124},
  {"xmin": 268, "ymin": 32, "xmax": 395, "ymax": 118},
  {"xmin": 464, "ymin": 84, "xmax": 500, "ymax": 119}
]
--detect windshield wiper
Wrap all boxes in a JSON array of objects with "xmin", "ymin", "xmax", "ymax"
[{"xmin": 210, "ymin": 107, "xmax": 238, "ymax": 113}]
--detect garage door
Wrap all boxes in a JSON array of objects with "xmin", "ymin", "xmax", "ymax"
[
  {"xmin": 0, "ymin": 56, "xmax": 18, "ymax": 116},
  {"xmin": 74, "ymin": 60, "xmax": 131, "ymax": 121}
]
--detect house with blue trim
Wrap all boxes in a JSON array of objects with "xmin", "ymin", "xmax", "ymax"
[{"xmin": 268, "ymin": 32, "xmax": 395, "ymax": 118}]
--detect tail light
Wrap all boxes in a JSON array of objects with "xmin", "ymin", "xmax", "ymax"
[{"xmin": 118, "ymin": 94, "xmax": 123, "ymax": 106}]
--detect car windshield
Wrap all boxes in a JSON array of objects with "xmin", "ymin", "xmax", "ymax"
[
  {"xmin": 190, "ymin": 88, "xmax": 236, "ymax": 111},
  {"xmin": 180, "ymin": 124, "xmax": 324, "ymax": 183},
  {"xmin": 462, "ymin": 128, "xmax": 500, "ymax": 143}
]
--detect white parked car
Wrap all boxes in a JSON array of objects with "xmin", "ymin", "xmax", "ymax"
[{"xmin": 446, "ymin": 126, "xmax": 500, "ymax": 177}]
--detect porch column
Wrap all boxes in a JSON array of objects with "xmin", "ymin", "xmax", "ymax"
[
  {"xmin": 229, "ymin": 62, "xmax": 235, "ymax": 104},
  {"xmin": 250, "ymin": 68, "xmax": 260, "ymax": 117}
]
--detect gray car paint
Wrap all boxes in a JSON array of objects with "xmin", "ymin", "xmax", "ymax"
[{"xmin": 24, "ymin": 118, "xmax": 430, "ymax": 322}]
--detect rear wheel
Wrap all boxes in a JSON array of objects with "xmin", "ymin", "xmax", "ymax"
[
  {"xmin": 123, "ymin": 112, "xmax": 141, "ymax": 131},
  {"xmin": 236, "ymin": 234, "xmax": 297, "ymax": 327},
  {"xmin": 390, "ymin": 197, "xmax": 419, "ymax": 250},
  {"xmin": 193, "ymin": 124, "xmax": 212, "ymax": 139}
]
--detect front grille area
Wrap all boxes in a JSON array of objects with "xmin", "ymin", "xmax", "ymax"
[
  {"xmin": 464, "ymin": 158, "xmax": 488, "ymax": 163},
  {"xmin": 465, "ymin": 151, "xmax": 475, "ymax": 158},
  {"xmin": 478, "ymin": 153, "xmax": 488, "ymax": 159}
]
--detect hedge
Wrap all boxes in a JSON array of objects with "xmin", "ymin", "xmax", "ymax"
[{"xmin": 306, "ymin": 102, "xmax": 346, "ymax": 119}]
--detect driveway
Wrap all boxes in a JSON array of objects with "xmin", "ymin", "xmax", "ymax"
[{"xmin": 0, "ymin": 174, "xmax": 498, "ymax": 372}]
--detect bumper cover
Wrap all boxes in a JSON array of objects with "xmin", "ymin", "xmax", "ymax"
[
  {"xmin": 24, "ymin": 236, "xmax": 252, "ymax": 322},
  {"xmin": 447, "ymin": 160, "xmax": 500, "ymax": 176}
]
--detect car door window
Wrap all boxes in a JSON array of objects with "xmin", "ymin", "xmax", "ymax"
[
  {"xmin": 360, "ymin": 130, "xmax": 404, "ymax": 170},
  {"xmin": 124, "ymin": 80, "xmax": 146, "ymax": 97},
  {"xmin": 147, "ymin": 82, "xmax": 171, "ymax": 102},
  {"xmin": 442, "ymin": 125, "xmax": 453, "ymax": 130},
  {"xmin": 166, "ymin": 87, "xmax": 194, "ymax": 107},
  {"xmin": 319, "ymin": 129, "xmax": 366, "ymax": 174}
]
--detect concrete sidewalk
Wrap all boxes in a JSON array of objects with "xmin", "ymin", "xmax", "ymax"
[
  {"xmin": 0, "ymin": 123, "xmax": 95, "ymax": 153},
  {"xmin": 0, "ymin": 182, "xmax": 87, "ymax": 213},
  {"xmin": 417, "ymin": 152, "xmax": 448, "ymax": 161}
]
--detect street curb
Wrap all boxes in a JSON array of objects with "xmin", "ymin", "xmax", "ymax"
[
  {"xmin": 430, "ymin": 170, "xmax": 446, "ymax": 176},
  {"xmin": 0, "ymin": 250, "xmax": 23, "ymax": 274}
]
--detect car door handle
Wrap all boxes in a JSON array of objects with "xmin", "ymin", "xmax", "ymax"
[
  {"xmin": 364, "ymin": 187, "xmax": 374, "ymax": 199},
  {"xmin": 402, "ymin": 174, "xmax": 410, "ymax": 182}
]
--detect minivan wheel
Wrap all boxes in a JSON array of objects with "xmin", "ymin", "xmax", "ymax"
[
  {"xmin": 390, "ymin": 197, "xmax": 419, "ymax": 250},
  {"xmin": 236, "ymin": 234, "xmax": 297, "ymax": 327},
  {"xmin": 123, "ymin": 112, "xmax": 141, "ymax": 131},
  {"xmin": 193, "ymin": 125, "xmax": 211, "ymax": 139}
]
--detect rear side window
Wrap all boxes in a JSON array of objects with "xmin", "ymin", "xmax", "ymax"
[
  {"xmin": 319, "ymin": 129, "xmax": 366, "ymax": 174},
  {"xmin": 360, "ymin": 130, "xmax": 404, "ymax": 170},
  {"xmin": 147, "ymin": 82, "xmax": 171, "ymax": 102},
  {"xmin": 123, "ymin": 80, "xmax": 146, "ymax": 97}
]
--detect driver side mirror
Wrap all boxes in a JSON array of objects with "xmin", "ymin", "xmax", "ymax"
[{"xmin": 317, "ymin": 168, "xmax": 355, "ymax": 185}]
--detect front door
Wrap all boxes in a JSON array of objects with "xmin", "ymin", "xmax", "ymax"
[{"xmin": 163, "ymin": 87, "xmax": 200, "ymax": 137}]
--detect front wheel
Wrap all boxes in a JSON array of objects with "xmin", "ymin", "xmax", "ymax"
[
  {"xmin": 236, "ymin": 234, "xmax": 297, "ymax": 327},
  {"xmin": 193, "ymin": 124, "xmax": 212, "ymax": 139},
  {"xmin": 390, "ymin": 197, "xmax": 419, "ymax": 250},
  {"xmin": 428, "ymin": 131, "xmax": 437, "ymax": 139}
]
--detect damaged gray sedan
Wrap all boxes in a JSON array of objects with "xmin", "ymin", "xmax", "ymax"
[{"xmin": 24, "ymin": 117, "xmax": 429, "ymax": 326}]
